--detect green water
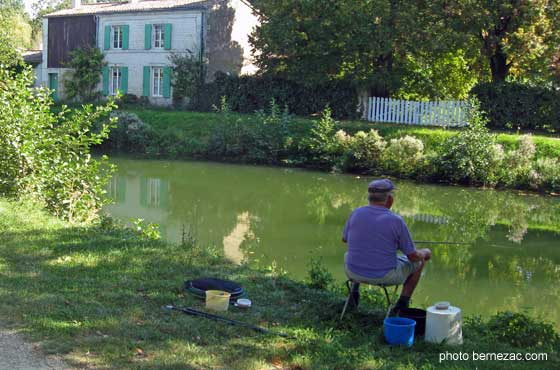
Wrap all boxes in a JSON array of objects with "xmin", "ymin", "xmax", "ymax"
[{"xmin": 105, "ymin": 157, "xmax": 560, "ymax": 326}]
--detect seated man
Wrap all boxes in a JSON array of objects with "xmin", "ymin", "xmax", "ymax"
[{"xmin": 342, "ymin": 179, "xmax": 431, "ymax": 313}]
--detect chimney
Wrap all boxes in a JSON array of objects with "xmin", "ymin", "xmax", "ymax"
[{"xmin": 72, "ymin": 0, "xmax": 81, "ymax": 8}]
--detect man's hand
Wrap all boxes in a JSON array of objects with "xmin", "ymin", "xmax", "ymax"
[
  {"xmin": 420, "ymin": 248, "xmax": 432, "ymax": 261},
  {"xmin": 407, "ymin": 248, "xmax": 432, "ymax": 262}
]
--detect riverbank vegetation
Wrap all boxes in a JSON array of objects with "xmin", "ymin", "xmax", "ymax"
[
  {"xmin": 0, "ymin": 199, "xmax": 558, "ymax": 370},
  {"xmin": 0, "ymin": 68, "xmax": 116, "ymax": 222},
  {"xmin": 101, "ymin": 103, "xmax": 560, "ymax": 193}
]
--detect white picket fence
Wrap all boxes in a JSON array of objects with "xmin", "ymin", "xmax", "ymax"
[{"xmin": 366, "ymin": 97, "xmax": 468, "ymax": 126}]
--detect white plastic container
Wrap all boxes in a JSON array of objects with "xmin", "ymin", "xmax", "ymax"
[{"xmin": 424, "ymin": 301, "xmax": 463, "ymax": 345}]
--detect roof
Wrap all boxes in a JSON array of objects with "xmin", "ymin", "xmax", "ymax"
[
  {"xmin": 45, "ymin": 0, "xmax": 208, "ymax": 18},
  {"xmin": 23, "ymin": 50, "xmax": 43, "ymax": 65}
]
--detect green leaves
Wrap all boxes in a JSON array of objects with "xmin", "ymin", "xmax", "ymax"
[
  {"xmin": 0, "ymin": 66, "xmax": 116, "ymax": 222},
  {"xmin": 65, "ymin": 46, "xmax": 106, "ymax": 102}
]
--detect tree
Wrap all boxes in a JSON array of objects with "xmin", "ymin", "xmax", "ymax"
[
  {"xmin": 169, "ymin": 51, "xmax": 205, "ymax": 103},
  {"xmin": 249, "ymin": 0, "xmax": 472, "ymax": 98},
  {"xmin": 0, "ymin": 0, "xmax": 32, "ymax": 52},
  {"xmin": 444, "ymin": 0, "xmax": 560, "ymax": 83},
  {"xmin": 64, "ymin": 46, "xmax": 106, "ymax": 102}
]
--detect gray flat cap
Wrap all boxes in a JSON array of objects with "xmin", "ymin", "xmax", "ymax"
[{"xmin": 368, "ymin": 179, "xmax": 396, "ymax": 192}]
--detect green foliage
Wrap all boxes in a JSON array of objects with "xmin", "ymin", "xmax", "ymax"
[
  {"xmin": 64, "ymin": 46, "xmax": 106, "ymax": 102},
  {"xmin": 435, "ymin": 100, "xmax": 503, "ymax": 186},
  {"xmin": 193, "ymin": 72, "xmax": 359, "ymax": 119},
  {"xmin": 0, "ymin": 67, "xmax": 116, "ymax": 222},
  {"xmin": 487, "ymin": 312, "xmax": 560, "ymax": 350},
  {"xmin": 306, "ymin": 256, "xmax": 334, "ymax": 290},
  {"xmin": 104, "ymin": 108, "xmax": 560, "ymax": 193},
  {"xmin": 382, "ymin": 135, "xmax": 425, "ymax": 177},
  {"xmin": 169, "ymin": 51, "xmax": 205, "ymax": 104},
  {"xmin": 339, "ymin": 129, "xmax": 387, "ymax": 173},
  {"xmin": 472, "ymin": 81, "xmax": 560, "ymax": 132}
]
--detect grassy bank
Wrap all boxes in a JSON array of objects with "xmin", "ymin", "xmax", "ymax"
[
  {"xmin": 0, "ymin": 199, "xmax": 558, "ymax": 370},
  {"xmin": 128, "ymin": 109, "xmax": 560, "ymax": 159}
]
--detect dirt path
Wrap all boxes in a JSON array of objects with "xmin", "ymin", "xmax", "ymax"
[{"xmin": 0, "ymin": 327, "xmax": 70, "ymax": 370}]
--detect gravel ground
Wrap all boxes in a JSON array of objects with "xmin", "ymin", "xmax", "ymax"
[{"xmin": 0, "ymin": 327, "xmax": 70, "ymax": 370}]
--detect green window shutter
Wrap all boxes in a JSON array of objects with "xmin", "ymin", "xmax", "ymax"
[
  {"xmin": 117, "ymin": 176, "xmax": 126, "ymax": 203},
  {"xmin": 104, "ymin": 25, "xmax": 111, "ymax": 50},
  {"xmin": 163, "ymin": 67, "xmax": 171, "ymax": 98},
  {"xmin": 140, "ymin": 178, "xmax": 147, "ymax": 207},
  {"xmin": 144, "ymin": 24, "xmax": 152, "ymax": 49},
  {"xmin": 164, "ymin": 23, "xmax": 172, "ymax": 50},
  {"xmin": 102, "ymin": 66, "xmax": 109, "ymax": 96},
  {"xmin": 159, "ymin": 180, "xmax": 169, "ymax": 208},
  {"xmin": 121, "ymin": 66, "xmax": 128, "ymax": 94},
  {"xmin": 122, "ymin": 25, "xmax": 129, "ymax": 50},
  {"xmin": 143, "ymin": 66, "xmax": 150, "ymax": 97}
]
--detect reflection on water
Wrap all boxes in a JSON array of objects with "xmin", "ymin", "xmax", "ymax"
[{"xmin": 104, "ymin": 158, "xmax": 560, "ymax": 327}]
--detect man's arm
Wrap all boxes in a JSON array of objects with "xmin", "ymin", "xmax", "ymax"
[{"xmin": 397, "ymin": 217, "xmax": 431, "ymax": 262}]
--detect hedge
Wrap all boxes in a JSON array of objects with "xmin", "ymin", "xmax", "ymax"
[
  {"xmin": 190, "ymin": 72, "xmax": 360, "ymax": 119},
  {"xmin": 471, "ymin": 82, "xmax": 560, "ymax": 132}
]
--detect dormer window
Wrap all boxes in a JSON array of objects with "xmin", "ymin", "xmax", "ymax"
[
  {"xmin": 153, "ymin": 24, "xmax": 165, "ymax": 49},
  {"xmin": 112, "ymin": 25, "xmax": 123, "ymax": 49}
]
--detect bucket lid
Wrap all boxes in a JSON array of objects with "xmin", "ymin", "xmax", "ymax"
[{"xmin": 435, "ymin": 301, "xmax": 450, "ymax": 310}]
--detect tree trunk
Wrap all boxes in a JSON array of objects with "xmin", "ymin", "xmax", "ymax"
[{"xmin": 490, "ymin": 48, "xmax": 509, "ymax": 82}]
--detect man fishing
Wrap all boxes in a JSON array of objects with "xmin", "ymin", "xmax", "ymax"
[{"xmin": 342, "ymin": 179, "xmax": 432, "ymax": 314}]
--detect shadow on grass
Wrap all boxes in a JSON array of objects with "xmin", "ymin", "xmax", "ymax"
[{"xmin": 0, "ymin": 220, "xmax": 557, "ymax": 370}]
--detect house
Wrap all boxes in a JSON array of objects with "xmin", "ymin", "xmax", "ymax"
[{"xmin": 39, "ymin": 0, "xmax": 259, "ymax": 104}]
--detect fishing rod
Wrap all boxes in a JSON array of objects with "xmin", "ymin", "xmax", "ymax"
[
  {"xmin": 163, "ymin": 305, "xmax": 292, "ymax": 339},
  {"xmin": 413, "ymin": 241, "xmax": 471, "ymax": 245}
]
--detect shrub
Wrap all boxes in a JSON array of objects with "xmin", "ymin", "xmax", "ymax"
[
  {"xmin": 100, "ymin": 111, "xmax": 156, "ymax": 153},
  {"xmin": 297, "ymin": 108, "xmax": 339, "ymax": 168},
  {"xmin": 64, "ymin": 46, "xmax": 106, "ymax": 102},
  {"xmin": 170, "ymin": 52, "xmax": 205, "ymax": 105},
  {"xmin": 472, "ymin": 81, "xmax": 560, "ymax": 132},
  {"xmin": 192, "ymin": 72, "xmax": 360, "ymax": 119},
  {"xmin": 530, "ymin": 158, "xmax": 560, "ymax": 192},
  {"xmin": 0, "ymin": 67, "xmax": 115, "ymax": 222},
  {"xmin": 340, "ymin": 129, "xmax": 387, "ymax": 173},
  {"xmin": 435, "ymin": 100, "xmax": 503, "ymax": 186},
  {"xmin": 307, "ymin": 256, "xmax": 334, "ymax": 290},
  {"xmin": 249, "ymin": 100, "xmax": 291, "ymax": 164},
  {"xmin": 487, "ymin": 312, "xmax": 559, "ymax": 350},
  {"xmin": 501, "ymin": 135, "xmax": 537, "ymax": 187},
  {"xmin": 382, "ymin": 135, "xmax": 425, "ymax": 177}
]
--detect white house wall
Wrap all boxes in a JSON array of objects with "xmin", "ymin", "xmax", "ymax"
[{"xmin": 97, "ymin": 10, "xmax": 203, "ymax": 105}]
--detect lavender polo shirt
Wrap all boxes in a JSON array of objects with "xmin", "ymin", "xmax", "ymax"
[{"xmin": 342, "ymin": 205, "xmax": 416, "ymax": 278}]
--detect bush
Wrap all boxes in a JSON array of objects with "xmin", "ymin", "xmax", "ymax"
[
  {"xmin": 501, "ymin": 135, "xmax": 537, "ymax": 187},
  {"xmin": 340, "ymin": 129, "xmax": 387, "ymax": 173},
  {"xmin": 307, "ymin": 256, "xmax": 334, "ymax": 290},
  {"xmin": 530, "ymin": 158, "xmax": 560, "ymax": 192},
  {"xmin": 435, "ymin": 101, "xmax": 503, "ymax": 186},
  {"xmin": 191, "ymin": 72, "xmax": 360, "ymax": 119},
  {"xmin": 297, "ymin": 108, "xmax": 339, "ymax": 168},
  {"xmin": 0, "ymin": 67, "xmax": 115, "ymax": 222},
  {"xmin": 100, "ymin": 111, "xmax": 156, "ymax": 153},
  {"xmin": 64, "ymin": 46, "xmax": 106, "ymax": 102},
  {"xmin": 382, "ymin": 135, "xmax": 425, "ymax": 177},
  {"xmin": 487, "ymin": 312, "xmax": 559, "ymax": 350},
  {"xmin": 472, "ymin": 81, "xmax": 560, "ymax": 132}
]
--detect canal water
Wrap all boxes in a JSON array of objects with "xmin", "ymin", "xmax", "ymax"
[{"xmin": 105, "ymin": 157, "xmax": 560, "ymax": 327}]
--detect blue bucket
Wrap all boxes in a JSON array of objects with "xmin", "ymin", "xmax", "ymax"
[{"xmin": 384, "ymin": 317, "xmax": 416, "ymax": 347}]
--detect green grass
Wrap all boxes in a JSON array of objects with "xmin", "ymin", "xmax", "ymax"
[
  {"xmin": 0, "ymin": 199, "xmax": 557, "ymax": 370},
  {"xmin": 128, "ymin": 108, "xmax": 560, "ymax": 159}
]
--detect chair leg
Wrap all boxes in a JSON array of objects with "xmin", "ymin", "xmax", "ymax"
[
  {"xmin": 340, "ymin": 280, "xmax": 358, "ymax": 320},
  {"xmin": 340, "ymin": 291, "xmax": 352, "ymax": 320}
]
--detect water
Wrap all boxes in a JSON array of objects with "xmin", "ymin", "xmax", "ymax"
[{"xmin": 104, "ymin": 157, "xmax": 560, "ymax": 327}]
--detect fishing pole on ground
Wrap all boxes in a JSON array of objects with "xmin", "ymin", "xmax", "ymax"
[
  {"xmin": 163, "ymin": 305, "xmax": 292, "ymax": 339},
  {"xmin": 413, "ymin": 241, "xmax": 470, "ymax": 245}
]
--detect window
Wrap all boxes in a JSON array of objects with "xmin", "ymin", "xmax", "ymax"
[
  {"xmin": 153, "ymin": 24, "xmax": 165, "ymax": 48},
  {"xmin": 152, "ymin": 67, "xmax": 163, "ymax": 97},
  {"xmin": 110, "ymin": 67, "xmax": 121, "ymax": 95},
  {"xmin": 112, "ymin": 25, "xmax": 123, "ymax": 49},
  {"xmin": 147, "ymin": 178, "xmax": 161, "ymax": 207}
]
